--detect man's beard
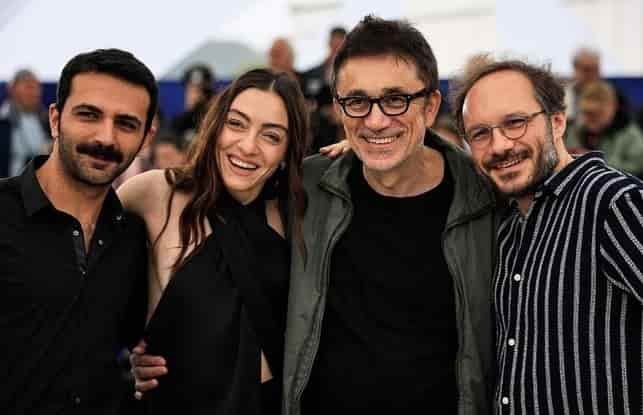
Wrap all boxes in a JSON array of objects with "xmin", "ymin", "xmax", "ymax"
[
  {"xmin": 482, "ymin": 126, "xmax": 559, "ymax": 199},
  {"xmin": 57, "ymin": 130, "xmax": 134, "ymax": 187}
]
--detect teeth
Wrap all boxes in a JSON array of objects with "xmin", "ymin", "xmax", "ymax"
[
  {"xmin": 364, "ymin": 135, "xmax": 397, "ymax": 144},
  {"xmin": 229, "ymin": 156, "xmax": 258, "ymax": 170},
  {"xmin": 496, "ymin": 158, "xmax": 523, "ymax": 169}
]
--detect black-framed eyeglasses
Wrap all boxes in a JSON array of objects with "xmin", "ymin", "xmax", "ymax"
[
  {"xmin": 335, "ymin": 88, "xmax": 429, "ymax": 118},
  {"xmin": 463, "ymin": 110, "xmax": 547, "ymax": 148}
]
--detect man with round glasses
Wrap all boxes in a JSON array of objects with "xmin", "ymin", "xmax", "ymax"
[
  {"xmin": 452, "ymin": 59, "xmax": 643, "ymax": 414},
  {"xmin": 284, "ymin": 15, "xmax": 497, "ymax": 414}
]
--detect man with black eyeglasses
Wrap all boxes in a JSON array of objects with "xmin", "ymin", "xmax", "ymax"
[
  {"xmin": 451, "ymin": 59, "xmax": 643, "ymax": 414},
  {"xmin": 130, "ymin": 15, "xmax": 497, "ymax": 414},
  {"xmin": 285, "ymin": 15, "xmax": 497, "ymax": 414}
]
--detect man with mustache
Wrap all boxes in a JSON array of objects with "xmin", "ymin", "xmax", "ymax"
[
  {"xmin": 451, "ymin": 58, "xmax": 643, "ymax": 414},
  {"xmin": 0, "ymin": 48, "xmax": 157, "ymax": 414}
]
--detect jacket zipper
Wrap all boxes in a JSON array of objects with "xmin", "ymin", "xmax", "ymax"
[
  {"xmin": 293, "ymin": 183, "xmax": 353, "ymax": 409},
  {"xmin": 442, "ymin": 203, "xmax": 495, "ymax": 413}
]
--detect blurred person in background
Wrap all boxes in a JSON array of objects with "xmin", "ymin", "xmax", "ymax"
[
  {"xmin": 171, "ymin": 64, "xmax": 215, "ymax": 143},
  {"xmin": 150, "ymin": 132, "xmax": 187, "ymax": 169},
  {"xmin": 0, "ymin": 69, "xmax": 50, "ymax": 177},
  {"xmin": 565, "ymin": 47, "xmax": 601, "ymax": 122},
  {"xmin": 302, "ymin": 26, "xmax": 346, "ymax": 100},
  {"xmin": 303, "ymin": 27, "xmax": 347, "ymax": 154},
  {"xmin": 433, "ymin": 112, "xmax": 469, "ymax": 152},
  {"xmin": 0, "ymin": 48, "xmax": 156, "ymax": 414},
  {"xmin": 566, "ymin": 80, "xmax": 643, "ymax": 177},
  {"xmin": 268, "ymin": 37, "xmax": 303, "ymax": 86}
]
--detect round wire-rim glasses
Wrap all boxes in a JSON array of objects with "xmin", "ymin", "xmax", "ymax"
[{"xmin": 463, "ymin": 110, "xmax": 547, "ymax": 147}]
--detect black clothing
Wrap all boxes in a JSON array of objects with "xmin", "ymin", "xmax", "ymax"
[
  {"xmin": 143, "ymin": 194, "xmax": 289, "ymax": 414},
  {"xmin": 0, "ymin": 156, "xmax": 148, "ymax": 414},
  {"xmin": 301, "ymin": 63, "xmax": 339, "ymax": 155},
  {"xmin": 303, "ymin": 157, "xmax": 458, "ymax": 414},
  {"xmin": 170, "ymin": 99, "xmax": 209, "ymax": 141}
]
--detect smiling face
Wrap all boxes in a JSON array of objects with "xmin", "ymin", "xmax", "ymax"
[
  {"xmin": 216, "ymin": 88, "xmax": 289, "ymax": 204},
  {"xmin": 463, "ymin": 70, "xmax": 567, "ymax": 200},
  {"xmin": 49, "ymin": 72, "xmax": 150, "ymax": 187},
  {"xmin": 334, "ymin": 54, "xmax": 439, "ymax": 175}
]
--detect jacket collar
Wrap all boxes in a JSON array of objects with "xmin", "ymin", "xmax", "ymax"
[{"xmin": 319, "ymin": 131, "xmax": 496, "ymax": 224}]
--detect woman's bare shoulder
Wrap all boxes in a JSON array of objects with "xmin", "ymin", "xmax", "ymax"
[{"xmin": 117, "ymin": 169, "xmax": 173, "ymax": 217}]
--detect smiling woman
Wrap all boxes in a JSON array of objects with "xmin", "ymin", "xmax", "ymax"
[
  {"xmin": 216, "ymin": 89, "xmax": 290, "ymax": 205},
  {"xmin": 117, "ymin": 69, "xmax": 309, "ymax": 414}
]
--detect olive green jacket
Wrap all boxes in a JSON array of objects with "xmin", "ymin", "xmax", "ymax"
[{"xmin": 283, "ymin": 134, "xmax": 497, "ymax": 414}]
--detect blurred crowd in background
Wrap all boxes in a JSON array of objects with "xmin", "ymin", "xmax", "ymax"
[{"xmin": 2, "ymin": 27, "xmax": 643, "ymax": 182}]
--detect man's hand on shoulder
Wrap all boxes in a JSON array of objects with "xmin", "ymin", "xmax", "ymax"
[{"xmin": 129, "ymin": 339, "xmax": 168, "ymax": 400}]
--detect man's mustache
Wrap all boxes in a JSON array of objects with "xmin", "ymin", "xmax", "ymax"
[
  {"xmin": 483, "ymin": 149, "xmax": 530, "ymax": 170},
  {"xmin": 76, "ymin": 142, "xmax": 123, "ymax": 163}
]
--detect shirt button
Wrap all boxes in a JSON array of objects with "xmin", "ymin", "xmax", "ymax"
[
  {"xmin": 513, "ymin": 273, "xmax": 522, "ymax": 282},
  {"xmin": 115, "ymin": 215, "xmax": 122, "ymax": 221},
  {"xmin": 98, "ymin": 239, "xmax": 104, "ymax": 246},
  {"xmin": 508, "ymin": 338, "xmax": 516, "ymax": 347},
  {"xmin": 74, "ymin": 396, "xmax": 81, "ymax": 404},
  {"xmin": 72, "ymin": 229, "xmax": 80, "ymax": 237},
  {"xmin": 501, "ymin": 396, "xmax": 510, "ymax": 405}
]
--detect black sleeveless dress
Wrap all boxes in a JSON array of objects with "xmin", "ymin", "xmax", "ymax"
[{"xmin": 142, "ymin": 194, "xmax": 289, "ymax": 414}]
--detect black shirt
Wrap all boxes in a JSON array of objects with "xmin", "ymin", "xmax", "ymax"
[
  {"xmin": 0, "ymin": 156, "xmax": 148, "ymax": 414},
  {"xmin": 143, "ymin": 192, "xmax": 289, "ymax": 414},
  {"xmin": 303, "ymin": 157, "xmax": 458, "ymax": 414}
]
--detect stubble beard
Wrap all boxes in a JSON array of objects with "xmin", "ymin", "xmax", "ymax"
[
  {"xmin": 57, "ymin": 130, "xmax": 134, "ymax": 187},
  {"xmin": 485, "ymin": 126, "xmax": 559, "ymax": 199}
]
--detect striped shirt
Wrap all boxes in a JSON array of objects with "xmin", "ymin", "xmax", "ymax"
[{"xmin": 494, "ymin": 152, "xmax": 643, "ymax": 414}]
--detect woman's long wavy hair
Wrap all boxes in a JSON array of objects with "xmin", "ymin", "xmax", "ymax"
[{"xmin": 159, "ymin": 68, "xmax": 309, "ymax": 272}]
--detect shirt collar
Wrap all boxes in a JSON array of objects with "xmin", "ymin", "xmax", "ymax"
[
  {"xmin": 20, "ymin": 155, "xmax": 51, "ymax": 216},
  {"xmin": 20, "ymin": 155, "xmax": 126, "ymax": 224},
  {"xmin": 534, "ymin": 151, "xmax": 606, "ymax": 199}
]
